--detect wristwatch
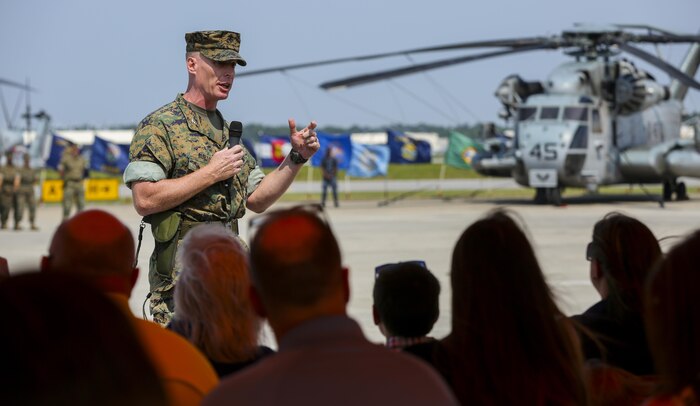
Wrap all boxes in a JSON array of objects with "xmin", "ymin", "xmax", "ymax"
[{"xmin": 289, "ymin": 149, "xmax": 308, "ymax": 164}]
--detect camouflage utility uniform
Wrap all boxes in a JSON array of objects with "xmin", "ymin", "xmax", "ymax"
[
  {"xmin": 125, "ymin": 93, "xmax": 263, "ymax": 325},
  {"xmin": 59, "ymin": 150, "xmax": 86, "ymax": 219},
  {"xmin": 0, "ymin": 163, "xmax": 18, "ymax": 229},
  {"xmin": 15, "ymin": 165, "xmax": 38, "ymax": 230}
]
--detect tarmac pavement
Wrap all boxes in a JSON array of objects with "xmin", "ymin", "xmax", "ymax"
[{"xmin": 4, "ymin": 193, "xmax": 700, "ymax": 347}]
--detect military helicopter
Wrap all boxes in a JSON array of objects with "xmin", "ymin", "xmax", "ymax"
[
  {"xmin": 0, "ymin": 78, "xmax": 51, "ymax": 166},
  {"xmin": 238, "ymin": 24, "xmax": 700, "ymax": 205}
]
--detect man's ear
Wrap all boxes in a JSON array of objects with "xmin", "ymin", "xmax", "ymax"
[
  {"xmin": 372, "ymin": 304, "xmax": 380, "ymax": 326},
  {"xmin": 40, "ymin": 255, "xmax": 50, "ymax": 273},
  {"xmin": 591, "ymin": 259, "xmax": 603, "ymax": 281},
  {"xmin": 249, "ymin": 285, "xmax": 267, "ymax": 318},
  {"xmin": 186, "ymin": 54, "xmax": 197, "ymax": 74},
  {"xmin": 341, "ymin": 266, "xmax": 350, "ymax": 304},
  {"xmin": 130, "ymin": 268, "xmax": 140, "ymax": 290}
]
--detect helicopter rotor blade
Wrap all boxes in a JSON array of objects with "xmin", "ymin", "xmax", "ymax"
[
  {"xmin": 617, "ymin": 42, "xmax": 700, "ymax": 90},
  {"xmin": 0, "ymin": 79, "xmax": 36, "ymax": 92},
  {"xmin": 320, "ymin": 44, "xmax": 552, "ymax": 90},
  {"xmin": 237, "ymin": 37, "xmax": 552, "ymax": 77}
]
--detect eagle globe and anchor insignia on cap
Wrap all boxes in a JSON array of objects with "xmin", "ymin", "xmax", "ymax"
[{"xmin": 185, "ymin": 30, "xmax": 247, "ymax": 66}]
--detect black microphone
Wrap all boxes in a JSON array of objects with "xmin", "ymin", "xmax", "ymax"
[{"xmin": 229, "ymin": 121, "xmax": 243, "ymax": 147}]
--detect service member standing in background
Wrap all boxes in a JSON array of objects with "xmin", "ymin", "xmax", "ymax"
[
  {"xmin": 124, "ymin": 30, "xmax": 320, "ymax": 325},
  {"xmin": 0, "ymin": 150, "xmax": 20, "ymax": 230},
  {"xmin": 15, "ymin": 153, "xmax": 39, "ymax": 231},
  {"xmin": 59, "ymin": 144, "xmax": 87, "ymax": 220}
]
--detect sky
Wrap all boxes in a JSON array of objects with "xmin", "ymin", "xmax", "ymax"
[{"xmin": 1, "ymin": 0, "xmax": 699, "ymax": 131}]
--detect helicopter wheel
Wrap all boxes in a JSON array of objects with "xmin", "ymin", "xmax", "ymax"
[
  {"xmin": 534, "ymin": 188, "xmax": 548, "ymax": 204},
  {"xmin": 676, "ymin": 182, "xmax": 689, "ymax": 201},
  {"xmin": 663, "ymin": 181, "xmax": 674, "ymax": 201},
  {"xmin": 546, "ymin": 187, "xmax": 563, "ymax": 206}
]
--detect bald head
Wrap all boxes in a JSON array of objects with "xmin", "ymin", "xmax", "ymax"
[
  {"xmin": 250, "ymin": 210, "xmax": 343, "ymax": 311},
  {"xmin": 44, "ymin": 210, "xmax": 135, "ymax": 285}
]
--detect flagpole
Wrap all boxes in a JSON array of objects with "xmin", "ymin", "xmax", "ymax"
[
  {"xmin": 306, "ymin": 162, "xmax": 312, "ymax": 201},
  {"xmin": 438, "ymin": 162, "xmax": 446, "ymax": 198}
]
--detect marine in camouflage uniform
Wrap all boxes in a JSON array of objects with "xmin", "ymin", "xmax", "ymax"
[
  {"xmin": 125, "ymin": 30, "xmax": 320, "ymax": 326},
  {"xmin": 15, "ymin": 153, "xmax": 39, "ymax": 231},
  {"xmin": 59, "ymin": 145, "xmax": 87, "ymax": 220},
  {"xmin": 0, "ymin": 151, "xmax": 19, "ymax": 230}
]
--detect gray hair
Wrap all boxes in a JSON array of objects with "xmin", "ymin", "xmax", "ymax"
[{"xmin": 174, "ymin": 224, "xmax": 261, "ymax": 363}]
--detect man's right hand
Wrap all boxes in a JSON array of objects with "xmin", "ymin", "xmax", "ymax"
[{"xmin": 207, "ymin": 145, "xmax": 245, "ymax": 182}]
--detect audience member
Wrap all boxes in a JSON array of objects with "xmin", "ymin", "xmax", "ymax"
[
  {"xmin": 169, "ymin": 224, "xmax": 274, "ymax": 378},
  {"xmin": 644, "ymin": 230, "xmax": 700, "ymax": 405},
  {"xmin": 572, "ymin": 212, "xmax": 660, "ymax": 375},
  {"xmin": 0, "ymin": 272, "xmax": 168, "ymax": 406},
  {"xmin": 372, "ymin": 260, "xmax": 440, "ymax": 358},
  {"xmin": 430, "ymin": 209, "xmax": 587, "ymax": 405},
  {"xmin": 204, "ymin": 204, "xmax": 458, "ymax": 406},
  {"xmin": 40, "ymin": 209, "xmax": 219, "ymax": 406}
]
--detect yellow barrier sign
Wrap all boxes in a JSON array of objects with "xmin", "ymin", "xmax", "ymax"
[
  {"xmin": 41, "ymin": 179, "xmax": 121, "ymax": 202},
  {"xmin": 42, "ymin": 180, "xmax": 63, "ymax": 203},
  {"xmin": 86, "ymin": 179, "xmax": 120, "ymax": 201}
]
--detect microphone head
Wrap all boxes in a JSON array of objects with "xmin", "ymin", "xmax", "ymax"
[{"xmin": 229, "ymin": 120, "xmax": 243, "ymax": 147}]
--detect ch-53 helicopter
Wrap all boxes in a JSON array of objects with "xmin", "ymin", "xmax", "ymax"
[{"xmin": 237, "ymin": 24, "xmax": 700, "ymax": 205}]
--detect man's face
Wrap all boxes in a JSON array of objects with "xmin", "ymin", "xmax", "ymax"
[{"xmin": 193, "ymin": 54, "xmax": 236, "ymax": 103}]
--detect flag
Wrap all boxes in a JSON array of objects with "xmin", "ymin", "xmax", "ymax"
[
  {"xmin": 45, "ymin": 134, "xmax": 76, "ymax": 170},
  {"xmin": 348, "ymin": 143, "xmax": 390, "ymax": 178},
  {"xmin": 90, "ymin": 135, "xmax": 130, "ymax": 174},
  {"xmin": 256, "ymin": 135, "xmax": 291, "ymax": 168},
  {"xmin": 445, "ymin": 131, "xmax": 484, "ymax": 169},
  {"xmin": 387, "ymin": 130, "xmax": 431, "ymax": 164},
  {"xmin": 311, "ymin": 132, "xmax": 352, "ymax": 170},
  {"xmin": 242, "ymin": 137, "xmax": 257, "ymax": 162}
]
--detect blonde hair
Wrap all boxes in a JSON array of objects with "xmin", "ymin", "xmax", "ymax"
[{"xmin": 175, "ymin": 224, "xmax": 261, "ymax": 363}]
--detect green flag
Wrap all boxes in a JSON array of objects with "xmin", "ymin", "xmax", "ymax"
[{"xmin": 445, "ymin": 131, "xmax": 483, "ymax": 169}]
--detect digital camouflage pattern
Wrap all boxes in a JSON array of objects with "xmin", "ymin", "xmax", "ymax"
[
  {"xmin": 0, "ymin": 164, "xmax": 18, "ymax": 228},
  {"xmin": 130, "ymin": 93, "xmax": 257, "ymax": 324},
  {"xmin": 185, "ymin": 30, "xmax": 247, "ymax": 66},
  {"xmin": 15, "ymin": 166, "xmax": 38, "ymax": 228},
  {"xmin": 59, "ymin": 149, "xmax": 86, "ymax": 219}
]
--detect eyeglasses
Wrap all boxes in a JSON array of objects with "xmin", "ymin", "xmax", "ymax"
[
  {"xmin": 247, "ymin": 203, "xmax": 330, "ymax": 242},
  {"xmin": 586, "ymin": 242, "xmax": 594, "ymax": 261},
  {"xmin": 374, "ymin": 260, "xmax": 427, "ymax": 279}
]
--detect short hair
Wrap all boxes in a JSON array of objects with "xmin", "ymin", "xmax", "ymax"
[
  {"xmin": 249, "ymin": 207, "xmax": 341, "ymax": 308},
  {"xmin": 589, "ymin": 212, "xmax": 661, "ymax": 316},
  {"xmin": 373, "ymin": 262, "xmax": 440, "ymax": 337},
  {"xmin": 47, "ymin": 209, "xmax": 135, "ymax": 278},
  {"xmin": 645, "ymin": 229, "xmax": 700, "ymax": 398},
  {"xmin": 175, "ymin": 224, "xmax": 261, "ymax": 363}
]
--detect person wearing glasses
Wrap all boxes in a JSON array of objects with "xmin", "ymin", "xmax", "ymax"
[
  {"xmin": 572, "ymin": 212, "xmax": 660, "ymax": 376},
  {"xmin": 372, "ymin": 261, "xmax": 441, "ymax": 357},
  {"xmin": 124, "ymin": 30, "xmax": 320, "ymax": 326},
  {"xmin": 204, "ymin": 206, "xmax": 458, "ymax": 406}
]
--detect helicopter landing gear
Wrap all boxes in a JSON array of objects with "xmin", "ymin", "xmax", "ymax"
[
  {"xmin": 533, "ymin": 187, "xmax": 563, "ymax": 206},
  {"xmin": 663, "ymin": 179, "xmax": 689, "ymax": 202}
]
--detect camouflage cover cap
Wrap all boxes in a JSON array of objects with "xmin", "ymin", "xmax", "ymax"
[{"xmin": 185, "ymin": 30, "xmax": 247, "ymax": 66}]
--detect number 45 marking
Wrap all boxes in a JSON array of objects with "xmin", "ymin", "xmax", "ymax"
[{"xmin": 529, "ymin": 142, "xmax": 558, "ymax": 160}]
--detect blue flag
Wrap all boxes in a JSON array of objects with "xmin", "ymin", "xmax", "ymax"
[
  {"xmin": 45, "ymin": 134, "xmax": 76, "ymax": 170},
  {"xmin": 387, "ymin": 130, "xmax": 431, "ymax": 164},
  {"xmin": 242, "ymin": 137, "xmax": 257, "ymax": 162},
  {"xmin": 256, "ymin": 135, "xmax": 291, "ymax": 168},
  {"xmin": 348, "ymin": 143, "xmax": 390, "ymax": 178},
  {"xmin": 90, "ymin": 135, "xmax": 130, "ymax": 174},
  {"xmin": 311, "ymin": 132, "xmax": 352, "ymax": 170}
]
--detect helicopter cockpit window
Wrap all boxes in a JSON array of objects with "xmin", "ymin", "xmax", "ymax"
[
  {"xmin": 518, "ymin": 107, "xmax": 537, "ymax": 121},
  {"xmin": 563, "ymin": 107, "xmax": 588, "ymax": 121},
  {"xmin": 540, "ymin": 107, "xmax": 559, "ymax": 120}
]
